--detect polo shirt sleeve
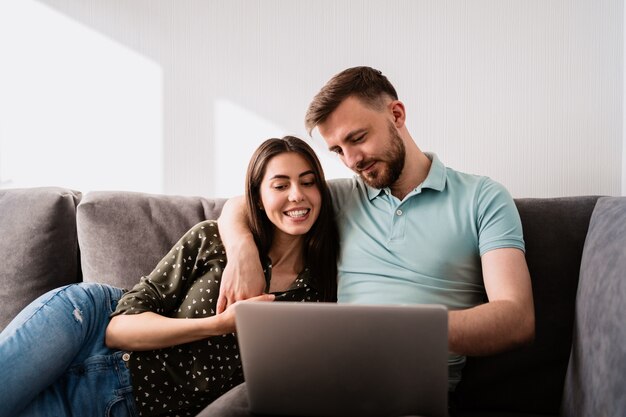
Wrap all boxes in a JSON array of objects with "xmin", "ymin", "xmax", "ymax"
[
  {"xmin": 475, "ymin": 178, "xmax": 525, "ymax": 256},
  {"xmin": 111, "ymin": 220, "xmax": 225, "ymax": 316}
]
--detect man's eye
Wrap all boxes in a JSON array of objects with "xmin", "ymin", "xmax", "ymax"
[{"xmin": 332, "ymin": 148, "xmax": 343, "ymax": 156}]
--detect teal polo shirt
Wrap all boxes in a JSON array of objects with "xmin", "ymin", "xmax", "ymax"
[{"xmin": 328, "ymin": 153, "xmax": 525, "ymax": 388}]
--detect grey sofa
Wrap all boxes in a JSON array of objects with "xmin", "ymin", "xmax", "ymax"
[{"xmin": 0, "ymin": 187, "xmax": 624, "ymax": 417}]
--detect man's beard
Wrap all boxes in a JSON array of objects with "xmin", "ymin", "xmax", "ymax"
[{"xmin": 356, "ymin": 122, "xmax": 406, "ymax": 189}]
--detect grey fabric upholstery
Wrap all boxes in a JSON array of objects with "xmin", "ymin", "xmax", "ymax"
[
  {"xmin": 0, "ymin": 187, "xmax": 82, "ymax": 331},
  {"xmin": 455, "ymin": 196, "xmax": 601, "ymax": 415},
  {"xmin": 561, "ymin": 197, "xmax": 626, "ymax": 417},
  {"xmin": 2, "ymin": 187, "xmax": 623, "ymax": 416},
  {"xmin": 76, "ymin": 191, "xmax": 226, "ymax": 291}
]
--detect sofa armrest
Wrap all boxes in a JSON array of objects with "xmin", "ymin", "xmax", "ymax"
[
  {"xmin": 561, "ymin": 196, "xmax": 626, "ymax": 417},
  {"xmin": 0, "ymin": 187, "xmax": 82, "ymax": 331}
]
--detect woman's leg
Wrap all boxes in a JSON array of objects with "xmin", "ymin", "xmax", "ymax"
[{"xmin": 0, "ymin": 282, "xmax": 130, "ymax": 416}]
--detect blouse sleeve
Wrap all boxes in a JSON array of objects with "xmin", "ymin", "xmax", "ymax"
[{"xmin": 111, "ymin": 220, "xmax": 225, "ymax": 316}]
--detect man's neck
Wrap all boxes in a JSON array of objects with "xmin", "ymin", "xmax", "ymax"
[{"xmin": 390, "ymin": 148, "xmax": 431, "ymax": 200}]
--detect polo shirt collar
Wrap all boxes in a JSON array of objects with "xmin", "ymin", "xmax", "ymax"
[{"xmin": 363, "ymin": 152, "xmax": 447, "ymax": 200}]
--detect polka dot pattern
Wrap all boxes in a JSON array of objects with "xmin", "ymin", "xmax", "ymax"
[{"xmin": 111, "ymin": 220, "xmax": 321, "ymax": 416}]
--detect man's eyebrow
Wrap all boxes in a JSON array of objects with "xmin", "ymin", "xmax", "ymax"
[{"xmin": 327, "ymin": 128, "xmax": 367, "ymax": 152}]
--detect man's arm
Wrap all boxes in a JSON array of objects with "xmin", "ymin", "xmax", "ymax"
[
  {"xmin": 448, "ymin": 247, "xmax": 535, "ymax": 356},
  {"xmin": 216, "ymin": 196, "xmax": 266, "ymax": 314}
]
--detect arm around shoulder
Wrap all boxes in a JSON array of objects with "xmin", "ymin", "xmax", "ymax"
[{"xmin": 216, "ymin": 196, "xmax": 266, "ymax": 313}]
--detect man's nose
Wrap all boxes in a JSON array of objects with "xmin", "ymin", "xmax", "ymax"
[{"xmin": 343, "ymin": 149, "xmax": 363, "ymax": 171}]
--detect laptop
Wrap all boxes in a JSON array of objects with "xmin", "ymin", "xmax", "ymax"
[{"xmin": 235, "ymin": 302, "xmax": 448, "ymax": 417}]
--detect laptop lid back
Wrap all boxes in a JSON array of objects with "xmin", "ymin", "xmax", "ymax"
[{"xmin": 235, "ymin": 302, "xmax": 448, "ymax": 417}]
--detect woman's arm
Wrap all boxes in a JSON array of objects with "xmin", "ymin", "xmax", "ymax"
[
  {"xmin": 216, "ymin": 196, "xmax": 267, "ymax": 313},
  {"xmin": 106, "ymin": 294, "xmax": 274, "ymax": 351},
  {"xmin": 106, "ymin": 220, "xmax": 272, "ymax": 350}
]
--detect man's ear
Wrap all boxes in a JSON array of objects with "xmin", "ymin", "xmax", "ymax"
[{"xmin": 389, "ymin": 100, "xmax": 406, "ymax": 128}]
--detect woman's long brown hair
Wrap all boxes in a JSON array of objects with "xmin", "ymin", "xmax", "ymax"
[{"xmin": 245, "ymin": 136, "xmax": 338, "ymax": 301}]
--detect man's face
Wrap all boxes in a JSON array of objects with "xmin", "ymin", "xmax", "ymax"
[{"xmin": 318, "ymin": 96, "xmax": 406, "ymax": 189}]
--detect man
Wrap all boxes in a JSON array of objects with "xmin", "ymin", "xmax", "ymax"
[{"xmin": 206, "ymin": 66, "xmax": 534, "ymax": 415}]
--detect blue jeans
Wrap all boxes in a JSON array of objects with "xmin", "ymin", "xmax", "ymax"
[{"xmin": 0, "ymin": 283, "xmax": 138, "ymax": 417}]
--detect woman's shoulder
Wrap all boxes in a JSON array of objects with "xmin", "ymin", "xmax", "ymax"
[
  {"xmin": 190, "ymin": 219, "xmax": 219, "ymax": 232},
  {"xmin": 185, "ymin": 219, "xmax": 220, "ymax": 237},
  {"xmin": 175, "ymin": 219, "xmax": 223, "ymax": 250}
]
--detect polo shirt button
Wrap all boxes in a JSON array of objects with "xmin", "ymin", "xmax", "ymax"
[{"xmin": 396, "ymin": 209, "xmax": 403, "ymax": 216}]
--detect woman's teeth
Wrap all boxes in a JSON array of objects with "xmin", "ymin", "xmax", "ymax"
[{"xmin": 285, "ymin": 209, "xmax": 309, "ymax": 218}]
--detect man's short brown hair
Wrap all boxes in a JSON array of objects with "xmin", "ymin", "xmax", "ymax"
[{"xmin": 305, "ymin": 66, "xmax": 398, "ymax": 135}]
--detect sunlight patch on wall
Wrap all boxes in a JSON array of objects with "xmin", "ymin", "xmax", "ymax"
[
  {"xmin": 214, "ymin": 99, "xmax": 287, "ymax": 197},
  {"xmin": 214, "ymin": 99, "xmax": 353, "ymax": 197},
  {"xmin": 0, "ymin": 1, "xmax": 162, "ymax": 193}
]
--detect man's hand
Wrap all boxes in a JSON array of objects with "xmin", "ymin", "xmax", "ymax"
[
  {"xmin": 216, "ymin": 196, "xmax": 267, "ymax": 313},
  {"xmin": 217, "ymin": 247, "xmax": 266, "ymax": 314}
]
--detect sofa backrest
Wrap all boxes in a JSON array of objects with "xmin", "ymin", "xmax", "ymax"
[
  {"xmin": 76, "ymin": 191, "xmax": 226, "ymax": 291},
  {"xmin": 561, "ymin": 197, "xmax": 626, "ymax": 417},
  {"xmin": 0, "ymin": 187, "xmax": 82, "ymax": 331},
  {"xmin": 454, "ymin": 196, "xmax": 601, "ymax": 415}
]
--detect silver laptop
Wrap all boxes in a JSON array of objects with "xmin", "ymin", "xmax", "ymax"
[{"xmin": 235, "ymin": 302, "xmax": 448, "ymax": 417}]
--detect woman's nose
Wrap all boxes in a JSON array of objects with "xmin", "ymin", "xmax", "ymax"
[{"xmin": 288, "ymin": 185, "xmax": 304, "ymax": 202}]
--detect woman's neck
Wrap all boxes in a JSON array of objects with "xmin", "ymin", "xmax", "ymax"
[{"xmin": 267, "ymin": 232, "xmax": 305, "ymax": 291}]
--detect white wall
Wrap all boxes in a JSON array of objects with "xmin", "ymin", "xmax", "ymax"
[{"xmin": 0, "ymin": 0, "xmax": 623, "ymax": 198}]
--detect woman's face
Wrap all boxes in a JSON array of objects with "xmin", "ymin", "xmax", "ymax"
[{"xmin": 259, "ymin": 152, "xmax": 322, "ymax": 239}]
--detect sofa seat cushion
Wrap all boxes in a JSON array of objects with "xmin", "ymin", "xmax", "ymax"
[{"xmin": 0, "ymin": 187, "xmax": 82, "ymax": 331}]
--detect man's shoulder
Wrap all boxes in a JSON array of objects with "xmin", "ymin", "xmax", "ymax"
[
  {"xmin": 327, "ymin": 176, "xmax": 360, "ymax": 197},
  {"xmin": 327, "ymin": 177, "xmax": 364, "ymax": 212},
  {"xmin": 328, "ymin": 176, "xmax": 359, "ymax": 189},
  {"xmin": 443, "ymin": 166, "xmax": 508, "ymax": 198}
]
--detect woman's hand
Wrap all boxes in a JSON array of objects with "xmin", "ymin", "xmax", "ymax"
[
  {"xmin": 106, "ymin": 293, "xmax": 275, "ymax": 351},
  {"xmin": 215, "ymin": 293, "xmax": 275, "ymax": 334}
]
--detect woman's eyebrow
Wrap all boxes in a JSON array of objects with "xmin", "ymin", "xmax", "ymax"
[{"xmin": 269, "ymin": 170, "xmax": 315, "ymax": 180}]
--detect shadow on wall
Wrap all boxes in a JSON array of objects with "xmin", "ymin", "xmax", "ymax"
[
  {"xmin": 3, "ymin": 0, "xmax": 621, "ymax": 198},
  {"xmin": 17, "ymin": 0, "xmax": 358, "ymax": 197},
  {"xmin": 0, "ymin": 1, "xmax": 163, "ymax": 193}
]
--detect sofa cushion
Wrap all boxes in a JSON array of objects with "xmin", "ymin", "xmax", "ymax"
[
  {"xmin": 561, "ymin": 197, "xmax": 626, "ymax": 417},
  {"xmin": 454, "ymin": 196, "xmax": 600, "ymax": 415},
  {"xmin": 76, "ymin": 191, "xmax": 226, "ymax": 290},
  {"xmin": 0, "ymin": 187, "xmax": 82, "ymax": 331}
]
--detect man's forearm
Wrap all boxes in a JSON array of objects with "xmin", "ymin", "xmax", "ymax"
[
  {"xmin": 448, "ymin": 299, "xmax": 535, "ymax": 356},
  {"xmin": 216, "ymin": 196, "xmax": 266, "ymax": 313}
]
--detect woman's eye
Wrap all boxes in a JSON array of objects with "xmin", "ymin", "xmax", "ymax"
[{"xmin": 273, "ymin": 184, "xmax": 287, "ymax": 190}]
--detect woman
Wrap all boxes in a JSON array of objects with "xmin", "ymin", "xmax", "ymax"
[{"xmin": 0, "ymin": 136, "xmax": 339, "ymax": 417}]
